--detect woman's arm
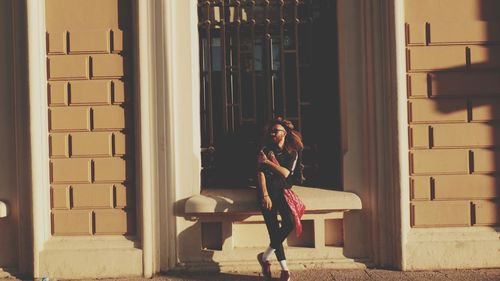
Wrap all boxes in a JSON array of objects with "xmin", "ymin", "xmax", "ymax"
[
  {"xmin": 257, "ymin": 171, "xmax": 272, "ymax": 210},
  {"xmin": 264, "ymin": 150, "xmax": 300, "ymax": 179},
  {"xmin": 263, "ymin": 158, "xmax": 291, "ymax": 178},
  {"xmin": 258, "ymin": 150, "xmax": 291, "ymax": 179}
]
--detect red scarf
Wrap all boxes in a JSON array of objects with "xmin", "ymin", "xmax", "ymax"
[
  {"xmin": 283, "ymin": 187, "xmax": 305, "ymax": 237},
  {"xmin": 269, "ymin": 154, "xmax": 306, "ymax": 237}
]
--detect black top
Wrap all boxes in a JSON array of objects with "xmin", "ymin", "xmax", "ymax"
[{"xmin": 258, "ymin": 146, "xmax": 299, "ymax": 197}]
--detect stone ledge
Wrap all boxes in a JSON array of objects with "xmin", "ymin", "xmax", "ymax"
[
  {"xmin": 39, "ymin": 237, "xmax": 143, "ymax": 278},
  {"xmin": 43, "ymin": 235, "xmax": 140, "ymax": 250},
  {"xmin": 185, "ymin": 186, "xmax": 362, "ymax": 214}
]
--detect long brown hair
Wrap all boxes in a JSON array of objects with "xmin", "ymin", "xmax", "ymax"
[{"xmin": 263, "ymin": 117, "xmax": 304, "ymax": 154}]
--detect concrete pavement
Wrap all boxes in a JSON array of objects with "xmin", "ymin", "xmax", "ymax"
[
  {"xmin": 2, "ymin": 268, "xmax": 499, "ymax": 281},
  {"xmin": 159, "ymin": 268, "xmax": 500, "ymax": 281}
]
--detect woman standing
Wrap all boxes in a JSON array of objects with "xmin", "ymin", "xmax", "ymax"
[{"xmin": 256, "ymin": 117, "xmax": 304, "ymax": 281}]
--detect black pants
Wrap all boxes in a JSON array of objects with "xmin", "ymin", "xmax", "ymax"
[{"xmin": 261, "ymin": 191, "xmax": 295, "ymax": 261}]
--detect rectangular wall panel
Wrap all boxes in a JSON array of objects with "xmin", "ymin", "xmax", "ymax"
[
  {"xmin": 406, "ymin": 0, "xmax": 500, "ymax": 228},
  {"xmin": 46, "ymin": 0, "xmax": 135, "ymax": 236}
]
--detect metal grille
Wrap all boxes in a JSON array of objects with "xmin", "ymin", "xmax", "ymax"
[{"xmin": 199, "ymin": 0, "xmax": 341, "ymax": 188}]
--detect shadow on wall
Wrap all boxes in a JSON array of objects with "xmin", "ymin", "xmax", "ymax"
[
  {"xmin": 174, "ymin": 199, "xmax": 217, "ymax": 271},
  {"xmin": 175, "ymin": 191, "xmax": 260, "ymax": 271},
  {"xmin": 174, "ymin": 198, "xmax": 221, "ymax": 271},
  {"xmin": 407, "ymin": 0, "xmax": 499, "ymax": 228}
]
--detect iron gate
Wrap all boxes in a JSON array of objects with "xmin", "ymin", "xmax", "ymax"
[{"xmin": 198, "ymin": 0, "xmax": 341, "ymax": 188}]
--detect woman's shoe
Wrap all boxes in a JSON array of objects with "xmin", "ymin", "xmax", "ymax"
[
  {"xmin": 280, "ymin": 270, "xmax": 291, "ymax": 281},
  {"xmin": 257, "ymin": 252, "xmax": 272, "ymax": 279}
]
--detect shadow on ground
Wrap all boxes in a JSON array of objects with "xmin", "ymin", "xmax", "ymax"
[
  {"xmin": 161, "ymin": 269, "xmax": 500, "ymax": 281},
  {"xmin": 160, "ymin": 272, "xmax": 263, "ymax": 281}
]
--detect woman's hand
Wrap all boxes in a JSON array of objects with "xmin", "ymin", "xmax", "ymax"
[
  {"xmin": 262, "ymin": 195, "xmax": 272, "ymax": 210},
  {"xmin": 257, "ymin": 150, "xmax": 268, "ymax": 164},
  {"xmin": 258, "ymin": 151, "xmax": 290, "ymax": 178},
  {"xmin": 268, "ymin": 151, "xmax": 278, "ymax": 164}
]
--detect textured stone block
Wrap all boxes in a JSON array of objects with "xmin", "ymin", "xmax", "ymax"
[
  {"xmin": 470, "ymin": 46, "xmax": 500, "ymax": 70},
  {"xmin": 428, "ymin": 72, "xmax": 500, "ymax": 97},
  {"xmin": 411, "ymin": 201, "xmax": 470, "ymax": 227},
  {"xmin": 45, "ymin": 0, "xmax": 121, "ymax": 31},
  {"xmin": 114, "ymin": 184, "xmax": 128, "ymax": 208},
  {"xmin": 47, "ymin": 31, "xmax": 66, "ymax": 54},
  {"xmin": 69, "ymin": 80, "xmax": 111, "ymax": 105},
  {"xmin": 50, "ymin": 133, "xmax": 69, "ymax": 157},
  {"xmin": 407, "ymin": 73, "xmax": 428, "ymax": 98},
  {"xmin": 434, "ymin": 175, "xmax": 500, "ymax": 200},
  {"xmin": 91, "ymin": 54, "xmax": 124, "ymax": 78},
  {"xmin": 405, "ymin": 0, "xmax": 500, "ymax": 23},
  {"xmin": 93, "ymin": 158, "xmax": 126, "ymax": 182},
  {"xmin": 410, "ymin": 150, "xmax": 468, "ymax": 175},
  {"xmin": 71, "ymin": 132, "xmax": 112, "ymax": 157},
  {"xmin": 51, "ymin": 185, "xmax": 70, "ymax": 210},
  {"xmin": 52, "ymin": 210, "xmax": 92, "ymax": 235},
  {"xmin": 48, "ymin": 55, "xmax": 89, "ymax": 80},
  {"xmin": 111, "ymin": 29, "xmax": 123, "ymax": 53},
  {"xmin": 406, "ymin": 22, "xmax": 426, "ymax": 46},
  {"xmin": 472, "ymin": 149, "xmax": 500, "ymax": 173},
  {"xmin": 72, "ymin": 184, "xmax": 114, "ymax": 209},
  {"xmin": 409, "ymin": 125, "xmax": 429, "ymax": 149},
  {"xmin": 51, "ymin": 158, "xmax": 91, "ymax": 183},
  {"xmin": 471, "ymin": 99, "xmax": 500, "ymax": 121},
  {"xmin": 473, "ymin": 200, "xmax": 499, "ymax": 225},
  {"xmin": 432, "ymin": 123, "xmax": 500, "ymax": 148},
  {"xmin": 48, "ymin": 82, "xmax": 68, "ymax": 106},
  {"xmin": 92, "ymin": 106, "xmax": 125, "ymax": 130},
  {"xmin": 408, "ymin": 99, "xmax": 467, "ymax": 123},
  {"xmin": 429, "ymin": 21, "xmax": 500, "ymax": 45},
  {"xmin": 69, "ymin": 29, "xmax": 110, "ymax": 54},
  {"xmin": 94, "ymin": 209, "xmax": 128, "ymax": 234},
  {"xmin": 407, "ymin": 46, "xmax": 466, "ymax": 71},
  {"xmin": 410, "ymin": 176, "xmax": 431, "ymax": 200},
  {"xmin": 112, "ymin": 80, "xmax": 125, "ymax": 104},
  {"xmin": 114, "ymin": 132, "xmax": 126, "ymax": 156},
  {"xmin": 50, "ymin": 107, "xmax": 90, "ymax": 131}
]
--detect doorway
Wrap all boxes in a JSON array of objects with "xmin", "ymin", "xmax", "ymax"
[{"xmin": 198, "ymin": 0, "xmax": 341, "ymax": 189}]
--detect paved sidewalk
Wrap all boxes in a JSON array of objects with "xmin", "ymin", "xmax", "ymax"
[
  {"xmin": 162, "ymin": 269, "xmax": 499, "ymax": 281},
  {"xmin": 3, "ymin": 268, "xmax": 499, "ymax": 281},
  {"xmin": 159, "ymin": 269, "xmax": 500, "ymax": 281}
]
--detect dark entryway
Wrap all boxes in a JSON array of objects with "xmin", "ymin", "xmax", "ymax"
[{"xmin": 198, "ymin": 0, "xmax": 341, "ymax": 189}]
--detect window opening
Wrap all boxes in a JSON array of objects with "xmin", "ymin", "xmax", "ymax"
[{"xmin": 199, "ymin": 0, "xmax": 341, "ymax": 189}]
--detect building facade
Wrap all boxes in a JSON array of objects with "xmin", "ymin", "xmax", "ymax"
[{"xmin": 0, "ymin": 0, "xmax": 498, "ymax": 279}]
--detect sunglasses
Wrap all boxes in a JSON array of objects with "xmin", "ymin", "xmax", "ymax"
[{"xmin": 269, "ymin": 129, "xmax": 286, "ymax": 134}]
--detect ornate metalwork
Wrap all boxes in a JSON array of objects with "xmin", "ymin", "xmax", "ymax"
[{"xmin": 199, "ymin": 0, "xmax": 340, "ymax": 188}]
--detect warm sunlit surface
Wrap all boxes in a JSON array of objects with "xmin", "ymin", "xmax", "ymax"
[{"xmin": 406, "ymin": 0, "xmax": 499, "ymax": 227}]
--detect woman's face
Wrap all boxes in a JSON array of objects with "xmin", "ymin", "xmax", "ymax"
[{"xmin": 269, "ymin": 124, "xmax": 287, "ymax": 144}]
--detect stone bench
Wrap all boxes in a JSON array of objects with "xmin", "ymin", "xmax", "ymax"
[
  {"xmin": 183, "ymin": 186, "xmax": 363, "ymax": 270},
  {"xmin": 186, "ymin": 186, "xmax": 361, "ymax": 214}
]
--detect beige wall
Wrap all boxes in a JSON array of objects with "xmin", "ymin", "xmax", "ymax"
[
  {"xmin": 13, "ymin": 0, "xmax": 497, "ymax": 276},
  {"xmin": 406, "ymin": 0, "xmax": 499, "ymax": 228},
  {"xmin": 45, "ymin": 0, "xmax": 135, "ymax": 236},
  {"xmin": 0, "ymin": 0, "xmax": 19, "ymax": 270}
]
